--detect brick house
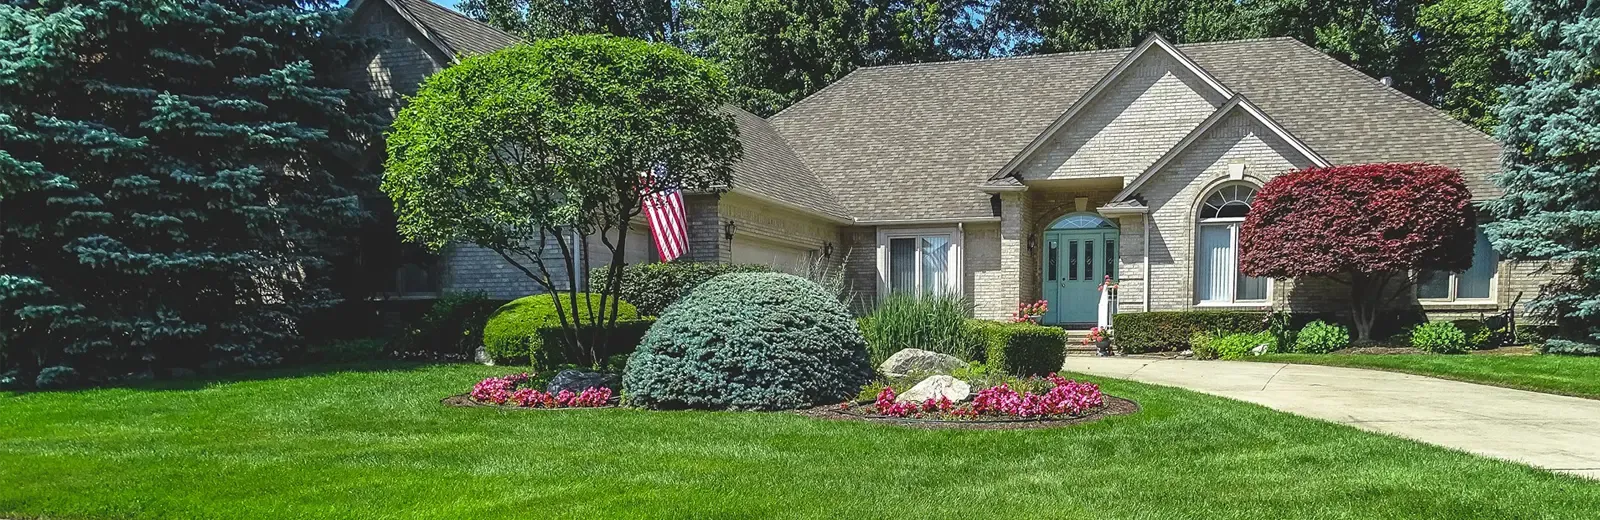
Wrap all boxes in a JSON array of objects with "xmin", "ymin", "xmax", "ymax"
[{"xmin": 350, "ymin": 0, "xmax": 1552, "ymax": 326}]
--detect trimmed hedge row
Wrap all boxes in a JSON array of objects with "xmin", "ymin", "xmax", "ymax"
[
  {"xmin": 589, "ymin": 262, "xmax": 774, "ymax": 316},
  {"xmin": 1113, "ymin": 311, "xmax": 1270, "ymax": 353},
  {"xmin": 970, "ymin": 321, "xmax": 1068, "ymax": 376}
]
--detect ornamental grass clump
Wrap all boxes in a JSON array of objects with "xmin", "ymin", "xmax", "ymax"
[
  {"xmin": 624, "ymin": 273, "xmax": 873, "ymax": 410},
  {"xmin": 1411, "ymin": 321, "xmax": 1471, "ymax": 354},
  {"xmin": 861, "ymin": 294, "xmax": 984, "ymax": 364}
]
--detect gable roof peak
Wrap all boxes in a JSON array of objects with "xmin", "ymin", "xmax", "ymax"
[{"xmin": 987, "ymin": 32, "xmax": 1234, "ymax": 182}]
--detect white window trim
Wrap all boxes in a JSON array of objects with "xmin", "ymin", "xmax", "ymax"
[
  {"xmin": 1416, "ymin": 230, "xmax": 1500, "ymax": 305},
  {"xmin": 876, "ymin": 226, "xmax": 964, "ymax": 299},
  {"xmin": 1195, "ymin": 216, "xmax": 1272, "ymax": 305}
]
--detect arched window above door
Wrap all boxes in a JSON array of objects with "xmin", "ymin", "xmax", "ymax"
[
  {"xmin": 1196, "ymin": 182, "xmax": 1267, "ymax": 304},
  {"xmin": 1049, "ymin": 214, "xmax": 1116, "ymax": 230},
  {"xmin": 1199, "ymin": 184, "xmax": 1257, "ymax": 220}
]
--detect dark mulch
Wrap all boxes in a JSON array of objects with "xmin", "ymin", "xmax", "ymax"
[
  {"xmin": 441, "ymin": 394, "xmax": 620, "ymax": 410},
  {"xmin": 794, "ymin": 395, "xmax": 1140, "ymax": 430}
]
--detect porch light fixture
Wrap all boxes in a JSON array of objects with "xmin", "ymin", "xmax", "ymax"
[
  {"xmin": 1027, "ymin": 233, "xmax": 1037, "ymax": 253},
  {"xmin": 723, "ymin": 219, "xmax": 736, "ymax": 240}
]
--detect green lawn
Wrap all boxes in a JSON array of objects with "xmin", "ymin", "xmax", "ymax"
[
  {"xmin": 1251, "ymin": 353, "xmax": 1600, "ymax": 399},
  {"xmin": 2, "ymin": 363, "xmax": 1597, "ymax": 519}
]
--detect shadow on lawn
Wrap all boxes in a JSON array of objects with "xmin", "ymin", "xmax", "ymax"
[{"xmin": 4, "ymin": 360, "xmax": 466, "ymax": 394}]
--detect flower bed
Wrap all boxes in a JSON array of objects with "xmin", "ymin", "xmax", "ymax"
[
  {"xmin": 446, "ymin": 373, "xmax": 616, "ymax": 409},
  {"xmin": 832, "ymin": 372, "xmax": 1120, "ymax": 425}
]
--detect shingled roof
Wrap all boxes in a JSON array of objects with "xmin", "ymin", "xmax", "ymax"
[
  {"xmin": 770, "ymin": 37, "xmax": 1503, "ymax": 222},
  {"xmin": 725, "ymin": 108, "xmax": 850, "ymax": 220},
  {"xmin": 372, "ymin": 0, "xmax": 520, "ymax": 58}
]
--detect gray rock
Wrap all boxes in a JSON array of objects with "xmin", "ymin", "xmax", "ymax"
[
  {"xmin": 545, "ymin": 369, "xmax": 620, "ymax": 395},
  {"xmin": 1178, "ymin": 349, "xmax": 1194, "ymax": 358},
  {"xmin": 895, "ymin": 375, "xmax": 971, "ymax": 403},
  {"xmin": 878, "ymin": 348, "xmax": 965, "ymax": 378},
  {"xmin": 474, "ymin": 346, "xmax": 494, "ymax": 366}
]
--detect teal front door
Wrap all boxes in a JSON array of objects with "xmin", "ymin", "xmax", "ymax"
[{"xmin": 1041, "ymin": 221, "xmax": 1118, "ymax": 325}]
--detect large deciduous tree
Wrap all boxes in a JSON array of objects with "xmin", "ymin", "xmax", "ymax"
[
  {"xmin": 455, "ymin": 0, "xmax": 682, "ymax": 42},
  {"xmin": 1486, "ymin": 0, "xmax": 1600, "ymax": 354},
  {"xmin": 1240, "ymin": 163, "xmax": 1476, "ymax": 342},
  {"xmin": 382, "ymin": 35, "xmax": 740, "ymax": 352},
  {"xmin": 0, "ymin": 0, "xmax": 379, "ymax": 380}
]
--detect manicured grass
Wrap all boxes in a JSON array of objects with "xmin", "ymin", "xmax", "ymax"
[
  {"xmin": 1251, "ymin": 353, "xmax": 1600, "ymax": 399},
  {"xmin": 3, "ymin": 363, "xmax": 1597, "ymax": 519}
]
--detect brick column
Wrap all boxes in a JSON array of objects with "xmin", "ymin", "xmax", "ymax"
[
  {"xmin": 683, "ymin": 193, "xmax": 730, "ymax": 263},
  {"xmin": 977, "ymin": 192, "xmax": 1030, "ymax": 320}
]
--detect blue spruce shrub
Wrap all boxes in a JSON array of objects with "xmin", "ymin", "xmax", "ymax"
[
  {"xmin": 34, "ymin": 366, "xmax": 80, "ymax": 389},
  {"xmin": 623, "ymin": 272, "xmax": 873, "ymax": 410}
]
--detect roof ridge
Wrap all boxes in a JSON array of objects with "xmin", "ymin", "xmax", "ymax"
[
  {"xmin": 1276, "ymin": 37, "xmax": 1499, "ymax": 146},
  {"xmin": 404, "ymin": 0, "xmax": 523, "ymax": 42},
  {"xmin": 848, "ymin": 36, "xmax": 1304, "ymax": 73}
]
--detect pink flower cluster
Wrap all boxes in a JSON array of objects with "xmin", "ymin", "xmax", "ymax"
[
  {"xmin": 873, "ymin": 387, "xmax": 957, "ymax": 418},
  {"xmin": 1010, "ymin": 299, "xmax": 1048, "ymax": 323},
  {"xmin": 469, "ymin": 373, "xmax": 613, "ymax": 408},
  {"xmin": 868, "ymin": 373, "xmax": 1103, "ymax": 420}
]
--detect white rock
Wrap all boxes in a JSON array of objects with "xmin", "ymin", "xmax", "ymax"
[
  {"xmin": 896, "ymin": 375, "xmax": 971, "ymax": 403},
  {"xmin": 474, "ymin": 346, "xmax": 495, "ymax": 366},
  {"xmin": 878, "ymin": 348, "xmax": 965, "ymax": 378},
  {"xmin": 1250, "ymin": 343, "xmax": 1271, "ymax": 356}
]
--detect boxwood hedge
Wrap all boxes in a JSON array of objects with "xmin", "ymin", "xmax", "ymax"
[
  {"xmin": 481, "ymin": 293, "xmax": 639, "ymax": 366},
  {"xmin": 1112, "ymin": 311, "xmax": 1270, "ymax": 353},
  {"xmin": 589, "ymin": 262, "xmax": 773, "ymax": 316},
  {"xmin": 969, "ymin": 321, "xmax": 1068, "ymax": 376}
]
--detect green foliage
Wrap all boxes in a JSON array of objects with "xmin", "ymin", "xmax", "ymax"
[
  {"xmin": 969, "ymin": 321, "xmax": 1067, "ymax": 376},
  {"xmin": 1190, "ymin": 331, "xmax": 1220, "ymax": 360},
  {"xmin": 390, "ymin": 292, "xmax": 499, "ymax": 361},
  {"xmin": 624, "ymin": 273, "xmax": 872, "ymax": 410},
  {"xmin": 1487, "ymin": 0, "xmax": 1600, "ymax": 354},
  {"xmin": 303, "ymin": 339, "xmax": 389, "ymax": 364},
  {"xmin": 1412, "ymin": 322, "xmax": 1471, "ymax": 354},
  {"xmin": 1112, "ymin": 311, "xmax": 1269, "ymax": 353},
  {"xmin": 33, "ymin": 366, "xmax": 79, "ymax": 390},
  {"xmin": 1213, "ymin": 331, "xmax": 1277, "ymax": 360},
  {"xmin": 457, "ymin": 0, "xmax": 680, "ymax": 42},
  {"xmin": 1541, "ymin": 339, "xmax": 1600, "ymax": 356},
  {"xmin": 860, "ymin": 295, "xmax": 984, "ymax": 364},
  {"xmin": 589, "ymin": 262, "xmax": 772, "ymax": 316},
  {"xmin": 858, "ymin": 360, "xmax": 1057, "ymax": 402},
  {"xmin": 1417, "ymin": 0, "xmax": 1515, "ymax": 132},
  {"xmin": 1295, "ymin": 321, "xmax": 1350, "ymax": 354},
  {"xmin": 531, "ymin": 318, "xmax": 655, "ymax": 369},
  {"xmin": 383, "ymin": 36, "xmax": 739, "ymax": 356},
  {"xmin": 482, "ymin": 294, "xmax": 639, "ymax": 366},
  {"xmin": 0, "ymin": 1, "xmax": 381, "ymax": 378}
]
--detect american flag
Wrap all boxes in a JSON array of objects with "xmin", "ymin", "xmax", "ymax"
[{"xmin": 641, "ymin": 166, "xmax": 689, "ymax": 262}]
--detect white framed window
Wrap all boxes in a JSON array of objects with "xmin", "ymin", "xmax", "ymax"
[
  {"xmin": 877, "ymin": 227, "xmax": 962, "ymax": 297},
  {"xmin": 1418, "ymin": 228, "xmax": 1498, "ymax": 302},
  {"xmin": 1196, "ymin": 183, "xmax": 1269, "ymax": 305}
]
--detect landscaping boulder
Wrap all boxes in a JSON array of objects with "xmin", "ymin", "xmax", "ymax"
[
  {"xmin": 879, "ymin": 348, "xmax": 965, "ymax": 378},
  {"xmin": 474, "ymin": 346, "xmax": 494, "ymax": 366},
  {"xmin": 896, "ymin": 375, "xmax": 971, "ymax": 403},
  {"xmin": 1250, "ymin": 343, "xmax": 1271, "ymax": 356},
  {"xmin": 545, "ymin": 369, "xmax": 620, "ymax": 395}
]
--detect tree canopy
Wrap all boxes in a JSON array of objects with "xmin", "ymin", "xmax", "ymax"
[
  {"xmin": 0, "ymin": 0, "xmax": 379, "ymax": 379},
  {"xmin": 1241, "ymin": 163, "xmax": 1476, "ymax": 341},
  {"xmin": 1486, "ymin": 0, "xmax": 1600, "ymax": 354},
  {"xmin": 382, "ymin": 35, "xmax": 740, "ymax": 345}
]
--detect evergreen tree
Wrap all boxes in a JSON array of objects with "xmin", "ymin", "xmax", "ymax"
[
  {"xmin": 1486, "ymin": 0, "xmax": 1600, "ymax": 354},
  {"xmin": 0, "ymin": 0, "xmax": 380, "ymax": 380}
]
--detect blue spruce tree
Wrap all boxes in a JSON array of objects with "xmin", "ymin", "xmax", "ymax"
[
  {"xmin": 1487, "ymin": 0, "xmax": 1600, "ymax": 354},
  {"xmin": 0, "ymin": 0, "xmax": 381, "ymax": 382}
]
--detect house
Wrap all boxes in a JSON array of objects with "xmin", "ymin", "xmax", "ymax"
[{"xmin": 348, "ymin": 0, "xmax": 1553, "ymax": 327}]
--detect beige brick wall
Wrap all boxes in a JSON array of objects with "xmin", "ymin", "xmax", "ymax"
[
  {"xmin": 1016, "ymin": 51, "xmax": 1226, "ymax": 183},
  {"xmin": 1132, "ymin": 110, "xmax": 1315, "ymax": 311},
  {"xmin": 348, "ymin": 2, "xmax": 451, "ymax": 118},
  {"xmin": 721, "ymin": 194, "xmax": 842, "ymax": 258}
]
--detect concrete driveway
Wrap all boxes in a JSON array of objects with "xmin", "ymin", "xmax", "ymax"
[{"xmin": 1066, "ymin": 356, "xmax": 1600, "ymax": 479}]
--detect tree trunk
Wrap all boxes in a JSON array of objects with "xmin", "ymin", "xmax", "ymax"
[{"xmin": 1348, "ymin": 271, "xmax": 1376, "ymax": 342}]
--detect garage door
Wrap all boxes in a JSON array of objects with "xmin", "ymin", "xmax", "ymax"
[{"xmin": 732, "ymin": 237, "xmax": 814, "ymax": 274}]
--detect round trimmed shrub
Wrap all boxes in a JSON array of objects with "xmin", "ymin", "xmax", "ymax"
[
  {"xmin": 1411, "ymin": 321, "xmax": 1470, "ymax": 353},
  {"xmin": 623, "ymin": 272, "xmax": 873, "ymax": 410},
  {"xmin": 1294, "ymin": 321, "xmax": 1350, "ymax": 354},
  {"xmin": 482, "ymin": 293, "xmax": 638, "ymax": 365}
]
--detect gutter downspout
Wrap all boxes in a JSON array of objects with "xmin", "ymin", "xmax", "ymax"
[{"xmin": 1143, "ymin": 215, "xmax": 1151, "ymax": 312}]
